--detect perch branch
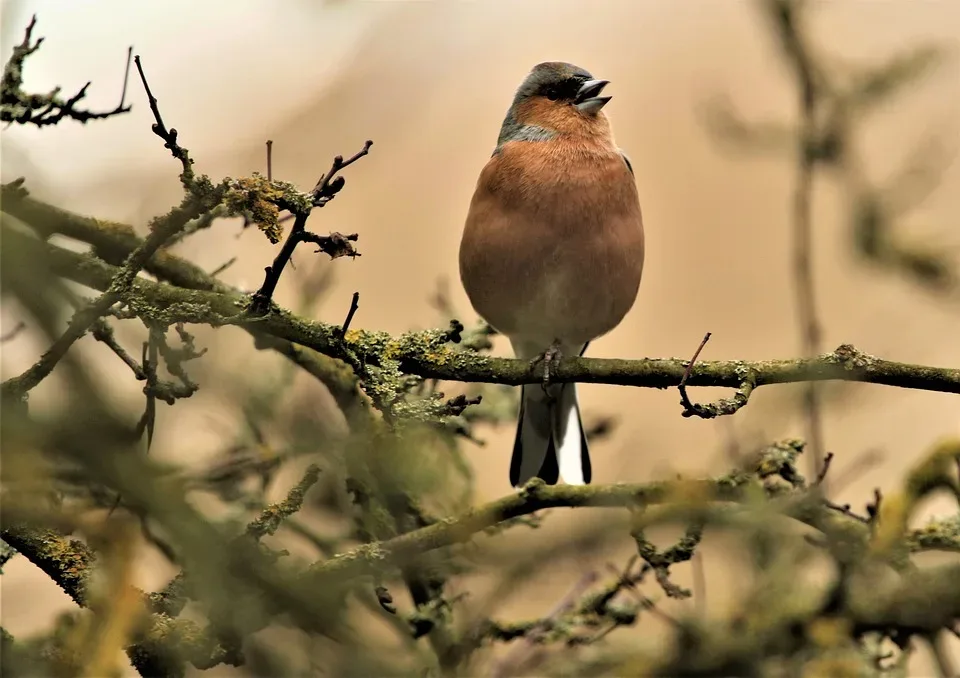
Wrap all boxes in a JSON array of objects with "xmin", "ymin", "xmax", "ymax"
[{"xmin": 5, "ymin": 225, "xmax": 959, "ymax": 401}]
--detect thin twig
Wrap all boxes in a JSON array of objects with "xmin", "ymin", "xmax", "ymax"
[
  {"xmin": 91, "ymin": 320, "xmax": 145, "ymax": 379},
  {"xmin": 266, "ymin": 140, "xmax": 273, "ymax": 182},
  {"xmin": 133, "ymin": 55, "xmax": 194, "ymax": 186},
  {"xmin": 825, "ymin": 500, "xmax": 870, "ymax": 524},
  {"xmin": 134, "ymin": 55, "xmax": 171, "ymax": 147},
  {"xmin": 248, "ymin": 140, "xmax": 370, "ymax": 314},
  {"xmin": 678, "ymin": 331, "xmax": 713, "ymax": 412},
  {"xmin": 815, "ymin": 452, "xmax": 834, "ymax": 486},
  {"xmin": 0, "ymin": 322, "xmax": 26, "ymax": 343},
  {"xmin": 866, "ymin": 488, "xmax": 883, "ymax": 524},
  {"xmin": 137, "ymin": 336, "xmax": 159, "ymax": 450},
  {"xmin": 678, "ymin": 332, "xmax": 757, "ymax": 419},
  {"xmin": 118, "ymin": 47, "xmax": 133, "ymax": 111},
  {"xmin": 338, "ymin": 292, "xmax": 360, "ymax": 339},
  {"xmin": 209, "ymin": 257, "xmax": 236, "ymax": 278},
  {"xmin": 312, "ymin": 140, "xmax": 374, "ymax": 198},
  {"xmin": 490, "ymin": 570, "xmax": 599, "ymax": 678}
]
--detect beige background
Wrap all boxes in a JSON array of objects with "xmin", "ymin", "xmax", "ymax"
[{"xmin": 2, "ymin": 0, "xmax": 958, "ymax": 674}]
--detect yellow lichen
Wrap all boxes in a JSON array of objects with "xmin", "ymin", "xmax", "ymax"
[{"xmin": 224, "ymin": 175, "xmax": 285, "ymax": 244}]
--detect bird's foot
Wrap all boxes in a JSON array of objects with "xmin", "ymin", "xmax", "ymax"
[{"xmin": 530, "ymin": 340, "xmax": 564, "ymax": 393}]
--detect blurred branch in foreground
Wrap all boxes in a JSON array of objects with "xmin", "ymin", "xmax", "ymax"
[{"xmin": 1, "ymin": 3, "xmax": 958, "ymax": 677}]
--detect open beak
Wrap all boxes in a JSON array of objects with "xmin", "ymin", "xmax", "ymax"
[{"xmin": 574, "ymin": 79, "xmax": 611, "ymax": 115}]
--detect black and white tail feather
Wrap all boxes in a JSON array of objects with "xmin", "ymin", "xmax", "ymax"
[{"xmin": 509, "ymin": 343, "xmax": 592, "ymax": 486}]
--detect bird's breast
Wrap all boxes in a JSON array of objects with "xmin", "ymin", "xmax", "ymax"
[{"xmin": 459, "ymin": 139, "xmax": 645, "ymax": 347}]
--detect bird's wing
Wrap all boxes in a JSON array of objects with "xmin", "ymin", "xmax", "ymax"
[{"xmin": 619, "ymin": 149, "xmax": 634, "ymax": 176}]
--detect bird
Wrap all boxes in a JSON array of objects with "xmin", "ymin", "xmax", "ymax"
[{"xmin": 459, "ymin": 61, "xmax": 645, "ymax": 487}]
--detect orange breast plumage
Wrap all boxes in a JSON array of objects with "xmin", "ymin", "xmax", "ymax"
[{"xmin": 459, "ymin": 137, "xmax": 644, "ymax": 348}]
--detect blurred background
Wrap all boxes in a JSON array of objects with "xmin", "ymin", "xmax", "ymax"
[{"xmin": 2, "ymin": 0, "xmax": 958, "ymax": 675}]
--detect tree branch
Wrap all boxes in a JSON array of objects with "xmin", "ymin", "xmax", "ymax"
[
  {"xmin": 305, "ymin": 478, "xmax": 741, "ymax": 585},
  {"xmin": 306, "ymin": 470, "xmax": 960, "ymax": 595},
  {"xmin": 1, "ymin": 56, "xmax": 226, "ymax": 403},
  {"xmin": 5, "ymin": 225, "xmax": 959, "ymax": 402},
  {"xmin": 1, "ymin": 198, "xmax": 220, "ymax": 401},
  {"xmin": 7, "ymin": 6, "xmax": 955, "ymax": 674},
  {"xmin": 0, "ymin": 186, "xmax": 367, "ymax": 422},
  {"xmin": 0, "ymin": 523, "xmax": 94, "ymax": 606},
  {"xmin": 13, "ymin": 188, "xmax": 953, "ymax": 429},
  {"xmin": 0, "ymin": 520, "xmax": 239, "ymax": 675},
  {"xmin": 245, "ymin": 464, "xmax": 321, "ymax": 540},
  {"xmin": 248, "ymin": 139, "xmax": 371, "ymax": 314}
]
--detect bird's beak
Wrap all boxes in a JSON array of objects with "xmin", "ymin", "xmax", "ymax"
[{"xmin": 574, "ymin": 79, "xmax": 611, "ymax": 115}]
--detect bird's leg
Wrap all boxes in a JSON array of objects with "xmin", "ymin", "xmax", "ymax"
[{"xmin": 530, "ymin": 339, "xmax": 564, "ymax": 395}]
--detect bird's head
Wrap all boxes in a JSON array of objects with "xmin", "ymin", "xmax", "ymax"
[{"xmin": 499, "ymin": 62, "xmax": 613, "ymax": 144}]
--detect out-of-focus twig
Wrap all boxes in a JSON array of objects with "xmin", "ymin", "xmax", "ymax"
[
  {"xmin": 246, "ymin": 465, "xmax": 321, "ymax": 540},
  {"xmin": 764, "ymin": 0, "xmax": 828, "ymax": 484},
  {"xmin": 490, "ymin": 571, "xmax": 599, "ymax": 678}
]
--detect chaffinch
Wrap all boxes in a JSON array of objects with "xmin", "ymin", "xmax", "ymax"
[{"xmin": 459, "ymin": 61, "xmax": 645, "ymax": 487}]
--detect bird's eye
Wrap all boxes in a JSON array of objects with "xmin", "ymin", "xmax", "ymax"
[{"xmin": 545, "ymin": 87, "xmax": 560, "ymax": 101}]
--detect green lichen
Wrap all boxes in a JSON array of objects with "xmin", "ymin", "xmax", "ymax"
[
  {"xmin": 0, "ymin": 540, "xmax": 17, "ymax": 573},
  {"xmin": 124, "ymin": 297, "xmax": 215, "ymax": 327},
  {"xmin": 0, "ymin": 526, "xmax": 94, "ymax": 605},
  {"xmin": 716, "ymin": 468, "xmax": 756, "ymax": 489},
  {"xmin": 432, "ymin": 347, "xmax": 491, "ymax": 373},
  {"xmin": 307, "ymin": 322, "xmax": 492, "ymax": 423},
  {"xmin": 907, "ymin": 514, "xmax": 960, "ymax": 552},
  {"xmin": 130, "ymin": 613, "xmax": 238, "ymax": 674},
  {"xmin": 246, "ymin": 465, "xmax": 321, "ymax": 540},
  {"xmin": 755, "ymin": 438, "xmax": 806, "ymax": 488},
  {"xmin": 324, "ymin": 542, "xmax": 387, "ymax": 571},
  {"xmin": 224, "ymin": 173, "xmax": 310, "ymax": 244},
  {"xmin": 382, "ymin": 327, "xmax": 453, "ymax": 362}
]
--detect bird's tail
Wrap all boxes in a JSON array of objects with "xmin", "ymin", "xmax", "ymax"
[{"xmin": 509, "ymin": 381, "xmax": 591, "ymax": 487}]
